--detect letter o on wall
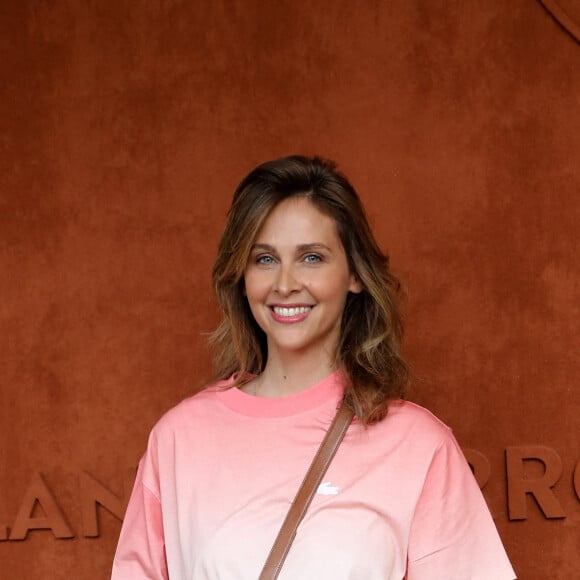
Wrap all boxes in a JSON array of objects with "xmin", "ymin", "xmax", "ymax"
[{"xmin": 463, "ymin": 448, "xmax": 491, "ymax": 489}]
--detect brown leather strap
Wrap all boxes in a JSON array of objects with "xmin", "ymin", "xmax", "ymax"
[{"xmin": 258, "ymin": 400, "xmax": 354, "ymax": 580}]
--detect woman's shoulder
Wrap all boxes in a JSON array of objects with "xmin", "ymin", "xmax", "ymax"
[
  {"xmin": 151, "ymin": 377, "xmax": 236, "ymax": 434},
  {"xmin": 383, "ymin": 399, "xmax": 454, "ymax": 441}
]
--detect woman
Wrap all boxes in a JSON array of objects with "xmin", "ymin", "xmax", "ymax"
[{"xmin": 112, "ymin": 156, "xmax": 516, "ymax": 579}]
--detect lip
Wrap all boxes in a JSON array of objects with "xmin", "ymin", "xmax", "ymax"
[{"xmin": 268, "ymin": 304, "xmax": 314, "ymax": 324}]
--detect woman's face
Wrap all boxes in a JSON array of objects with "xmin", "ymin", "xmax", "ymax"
[{"xmin": 244, "ymin": 197, "xmax": 362, "ymax": 361}]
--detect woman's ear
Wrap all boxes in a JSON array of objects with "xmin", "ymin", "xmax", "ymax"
[{"xmin": 349, "ymin": 273, "xmax": 363, "ymax": 294}]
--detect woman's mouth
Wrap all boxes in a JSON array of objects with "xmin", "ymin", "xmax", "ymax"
[{"xmin": 270, "ymin": 305, "xmax": 313, "ymax": 323}]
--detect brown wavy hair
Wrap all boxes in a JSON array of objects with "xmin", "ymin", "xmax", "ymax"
[{"xmin": 210, "ymin": 155, "xmax": 408, "ymax": 425}]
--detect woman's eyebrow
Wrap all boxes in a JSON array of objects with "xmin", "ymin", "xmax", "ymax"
[
  {"xmin": 250, "ymin": 243, "xmax": 275, "ymax": 252},
  {"xmin": 251, "ymin": 242, "xmax": 332, "ymax": 253},
  {"xmin": 296, "ymin": 243, "xmax": 332, "ymax": 252}
]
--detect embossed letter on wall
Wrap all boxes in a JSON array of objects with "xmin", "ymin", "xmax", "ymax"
[{"xmin": 0, "ymin": 469, "xmax": 135, "ymax": 541}]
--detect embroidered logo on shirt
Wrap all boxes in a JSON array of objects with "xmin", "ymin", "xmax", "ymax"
[{"xmin": 316, "ymin": 481, "xmax": 339, "ymax": 495}]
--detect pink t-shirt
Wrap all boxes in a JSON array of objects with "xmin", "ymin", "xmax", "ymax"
[{"xmin": 112, "ymin": 371, "xmax": 516, "ymax": 579}]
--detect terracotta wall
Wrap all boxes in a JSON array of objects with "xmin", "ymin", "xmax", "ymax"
[{"xmin": 1, "ymin": 1, "xmax": 578, "ymax": 578}]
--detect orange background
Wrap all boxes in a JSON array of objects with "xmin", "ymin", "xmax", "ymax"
[{"xmin": 1, "ymin": 1, "xmax": 579, "ymax": 579}]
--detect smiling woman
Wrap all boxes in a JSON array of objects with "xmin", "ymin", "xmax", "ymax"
[
  {"xmin": 210, "ymin": 156, "xmax": 408, "ymax": 423},
  {"xmin": 111, "ymin": 156, "xmax": 517, "ymax": 580}
]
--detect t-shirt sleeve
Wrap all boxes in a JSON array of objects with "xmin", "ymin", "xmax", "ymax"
[
  {"xmin": 111, "ymin": 442, "xmax": 169, "ymax": 580},
  {"xmin": 406, "ymin": 431, "xmax": 516, "ymax": 580}
]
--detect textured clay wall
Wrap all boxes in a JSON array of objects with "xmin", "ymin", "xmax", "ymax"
[{"xmin": 1, "ymin": 1, "xmax": 579, "ymax": 579}]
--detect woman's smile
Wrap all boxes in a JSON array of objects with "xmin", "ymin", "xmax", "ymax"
[{"xmin": 269, "ymin": 304, "xmax": 315, "ymax": 323}]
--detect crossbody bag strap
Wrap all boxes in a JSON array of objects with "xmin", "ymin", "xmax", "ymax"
[{"xmin": 258, "ymin": 399, "xmax": 355, "ymax": 580}]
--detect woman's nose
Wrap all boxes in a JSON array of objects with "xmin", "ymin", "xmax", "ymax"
[{"xmin": 273, "ymin": 264, "xmax": 301, "ymax": 295}]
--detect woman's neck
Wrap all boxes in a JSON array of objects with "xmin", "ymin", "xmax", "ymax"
[{"xmin": 252, "ymin": 349, "xmax": 337, "ymax": 398}]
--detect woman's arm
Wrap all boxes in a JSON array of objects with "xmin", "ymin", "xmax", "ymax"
[
  {"xmin": 111, "ymin": 458, "xmax": 168, "ymax": 579},
  {"xmin": 407, "ymin": 433, "xmax": 516, "ymax": 579}
]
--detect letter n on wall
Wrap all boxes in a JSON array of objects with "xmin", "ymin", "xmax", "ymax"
[{"xmin": 79, "ymin": 470, "xmax": 132, "ymax": 537}]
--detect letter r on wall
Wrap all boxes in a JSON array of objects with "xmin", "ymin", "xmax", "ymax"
[{"xmin": 506, "ymin": 445, "xmax": 566, "ymax": 520}]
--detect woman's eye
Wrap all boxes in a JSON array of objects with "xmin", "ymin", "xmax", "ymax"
[
  {"xmin": 256, "ymin": 255, "xmax": 274, "ymax": 265},
  {"xmin": 304, "ymin": 254, "xmax": 322, "ymax": 263}
]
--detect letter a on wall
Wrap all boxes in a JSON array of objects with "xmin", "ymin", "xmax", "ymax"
[{"xmin": 9, "ymin": 472, "xmax": 74, "ymax": 540}]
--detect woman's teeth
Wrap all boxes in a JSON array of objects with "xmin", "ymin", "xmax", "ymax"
[{"xmin": 272, "ymin": 306, "xmax": 312, "ymax": 317}]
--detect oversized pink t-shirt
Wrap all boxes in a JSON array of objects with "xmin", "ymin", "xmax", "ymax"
[{"xmin": 112, "ymin": 371, "xmax": 516, "ymax": 579}]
